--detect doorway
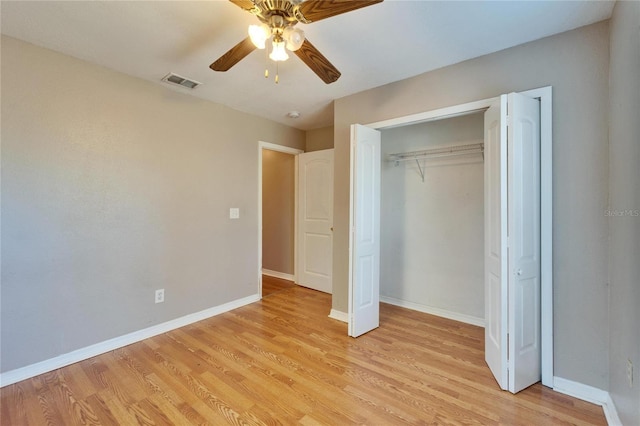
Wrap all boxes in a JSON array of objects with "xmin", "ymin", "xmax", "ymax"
[
  {"xmin": 258, "ymin": 142, "xmax": 303, "ymax": 297},
  {"xmin": 379, "ymin": 113, "xmax": 486, "ymax": 326}
]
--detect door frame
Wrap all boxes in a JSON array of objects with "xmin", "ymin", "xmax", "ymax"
[
  {"xmin": 357, "ymin": 86, "xmax": 553, "ymax": 388},
  {"xmin": 258, "ymin": 141, "xmax": 304, "ymax": 297}
]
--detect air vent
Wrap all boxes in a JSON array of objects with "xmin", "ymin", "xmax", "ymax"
[{"xmin": 161, "ymin": 73, "xmax": 202, "ymax": 89}]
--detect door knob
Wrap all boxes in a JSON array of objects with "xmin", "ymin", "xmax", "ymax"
[{"xmin": 516, "ymin": 268, "xmax": 522, "ymax": 276}]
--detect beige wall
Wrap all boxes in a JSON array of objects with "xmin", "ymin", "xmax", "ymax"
[
  {"xmin": 333, "ymin": 22, "xmax": 611, "ymax": 389},
  {"xmin": 305, "ymin": 126, "xmax": 334, "ymax": 152},
  {"xmin": 262, "ymin": 150, "xmax": 295, "ymax": 275},
  {"xmin": 608, "ymin": 1, "xmax": 640, "ymax": 424},
  {"xmin": 380, "ymin": 114, "xmax": 484, "ymax": 322},
  {"xmin": 0, "ymin": 36, "xmax": 305, "ymax": 372}
]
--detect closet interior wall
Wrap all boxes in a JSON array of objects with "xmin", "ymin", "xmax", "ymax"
[{"xmin": 380, "ymin": 113, "xmax": 485, "ymax": 324}]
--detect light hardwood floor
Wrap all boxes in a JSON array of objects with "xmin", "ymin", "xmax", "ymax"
[
  {"xmin": 262, "ymin": 275, "xmax": 296, "ymax": 298},
  {"xmin": 1, "ymin": 286, "xmax": 606, "ymax": 425}
]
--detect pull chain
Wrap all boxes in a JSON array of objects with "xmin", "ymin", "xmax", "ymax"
[{"xmin": 262, "ymin": 43, "xmax": 283, "ymax": 84}]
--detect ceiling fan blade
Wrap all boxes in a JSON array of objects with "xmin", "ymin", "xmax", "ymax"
[
  {"xmin": 294, "ymin": 39, "xmax": 341, "ymax": 84},
  {"xmin": 210, "ymin": 37, "xmax": 257, "ymax": 72},
  {"xmin": 229, "ymin": 0, "xmax": 256, "ymax": 12},
  {"xmin": 296, "ymin": 0, "xmax": 382, "ymax": 23}
]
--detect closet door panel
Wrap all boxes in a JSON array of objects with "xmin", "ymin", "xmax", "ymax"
[
  {"xmin": 484, "ymin": 95, "xmax": 509, "ymax": 390},
  {"xmin": 349, "ymin": 124, "xmax": 381, "ymax": 338}
]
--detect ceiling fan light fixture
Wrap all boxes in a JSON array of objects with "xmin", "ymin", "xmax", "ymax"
[
  {"xmin": 248, "ymin": 24, "xmax": 270, "ymax": 49},
  {"xmin": 283, "ymin": 27, "xmax": 305, "ymax": 51},
  {"xmin": 269, "ymin": 39, "xmax": 289, "ymax": 61},
  {"xmin": 213, "ymin": 0, "xmax": 384, "ymax": 83}
]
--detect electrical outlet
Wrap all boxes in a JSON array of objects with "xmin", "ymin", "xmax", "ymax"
[
  {"xmin": 230, "ymin": 208, "xmax": 240, "ymax": 219},
  {"xmin": 627, "ymin": 359, "xmax": 634, "ymax": 388},
  {"xmin": 155, "ymin": 289, "xmax": 165, "ymax": 304}
]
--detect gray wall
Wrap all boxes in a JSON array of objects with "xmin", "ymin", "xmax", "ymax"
[
  {"xmin": 333, "ymin": 22, "xmax": 610, "ymax": 389},
  {"xmin": 305, "ymin": 126, "xmax": 334, "ymax": 152},
  {"xmin": 0, "ymin": 36, "xmax": 305, "ymax": 372},
  {"xmin": 380, "ymin": 114, "xmax": 484, "ymax": 322},
  {"xmin": 262, "ymin": 150, "xmax": 295, "ymax": 275},
  {"xmin": 608, "ymin": 1, "xmax": 640, "ymax": 424}
]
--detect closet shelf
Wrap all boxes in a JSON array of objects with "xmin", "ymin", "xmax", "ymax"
[
  {"xmin": 388, "ymin": 142, "xmax": 484, "ymax": 164},
  {"xmin": 388, "ymin": 142, "xmax": 484, "ymax": 182}
]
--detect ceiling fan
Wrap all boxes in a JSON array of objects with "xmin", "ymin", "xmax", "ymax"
[{"xmin": 210, "ymin": 0, "xmax": 383, "ymax": 84}]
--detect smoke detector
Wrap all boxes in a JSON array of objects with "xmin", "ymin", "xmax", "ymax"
[{"xmin": 286, "ymin": 111, "xmax": 301, "ymax": 119}]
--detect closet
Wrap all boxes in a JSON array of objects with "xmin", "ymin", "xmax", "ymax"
[
  {"xmin": 350, "ymin": 88, "xmax": 550, "ymax": 392},
  {"xmin": 379, "ymin": 113, "xmax": 485, "ymax": 326}
]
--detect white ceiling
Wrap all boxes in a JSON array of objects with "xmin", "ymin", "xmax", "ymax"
[{"xmin": 1, "ymin": 0, "xmax": 614, "ymax": 130}]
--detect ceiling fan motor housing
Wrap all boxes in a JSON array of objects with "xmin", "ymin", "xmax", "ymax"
[{"xmin": 252, "ymin": 0, "xmax": 300, "ymax": 25}]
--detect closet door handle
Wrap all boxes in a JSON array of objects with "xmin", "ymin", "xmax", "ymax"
[{"xmin": 515, "ymin": 268, "xmax": 522, "ymax": 276}]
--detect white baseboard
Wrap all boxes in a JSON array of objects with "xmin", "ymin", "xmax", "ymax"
[
  {"xmin": 553, "ymin": 376, "xmax": 621, "ymax": 426},
  {"xmin": 380, "ymin": 296, "xmax": 485, "ymax": 328},
  {"xmin": 0, "ymin": 294, "xmax": 260, "ymax": 388},
  {"xmin": 602, "ymin": 393, "xmax": 623, "ymax": 426},
  {"xmin": 262, "ymin": 268, "xmax": 295, "ymax": 282},
  {"xmin": 329, "ymin": 309, "xmax": 349, "ymax": 323}
]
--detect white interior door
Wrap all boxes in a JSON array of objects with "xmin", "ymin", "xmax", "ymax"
[
  {"xmin": 484, "ymin": 92, "xmax": 541, "ymax": 393},
  {"xmin": 484, "ymin": 95, "xmax": 509, "ymax": 390},
  {"xmin": 348, "ymin": 124, "xmax": 381, "ymax": 337},
  {"xmin": 507, "ymin": 92, "xmax": 541, "ymax": 393},
  {"xmin": 297, "ymin": 149, "xmax": 334, "ymax": 293}
]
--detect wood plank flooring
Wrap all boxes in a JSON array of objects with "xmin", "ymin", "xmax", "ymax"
[
  {"xmin": 1, "ymin": 286, "xmax": 606, "ymax": 425},
  {"xmin": 262, "ymin": 275, "xmax": 296, "ymax": 298}
]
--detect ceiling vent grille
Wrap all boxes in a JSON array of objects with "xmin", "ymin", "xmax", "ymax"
[{"xmin": 161, "ymin": 73, "xmax": 202, "ymax": 89}]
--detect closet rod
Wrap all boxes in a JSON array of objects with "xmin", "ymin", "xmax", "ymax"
[{"xmin": 391, "ymin": 149, "xmax": 484, "ymax": 162}]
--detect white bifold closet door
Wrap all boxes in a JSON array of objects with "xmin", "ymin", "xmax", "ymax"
[
  {"xmin": 484, "ymin": 92, "xmax": 541, "ymax": 393},
  {"xmin": 348, "ymin": 124, "xmax": 381, "ymax": 337}
]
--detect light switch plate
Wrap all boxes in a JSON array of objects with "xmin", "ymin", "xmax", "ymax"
[{"xmin": 230, "ymin": 208, "xmax": 240, "ymax": 219}]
